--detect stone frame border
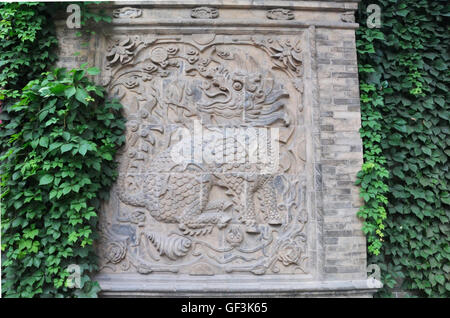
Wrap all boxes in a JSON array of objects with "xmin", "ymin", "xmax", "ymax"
[{"xmin": 55, "ymin": 0, "xmax": 379, "ymax": 297}]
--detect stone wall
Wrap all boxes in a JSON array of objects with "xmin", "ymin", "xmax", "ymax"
[{"xmin": 55, "ymin": 0, "xmax": 380, "ymax": 297}]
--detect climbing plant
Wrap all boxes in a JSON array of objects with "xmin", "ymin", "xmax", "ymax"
[
  {"xmin": 1, "ymin": 0, "xmax": 448, "ymax": 299},
  {"xmin": 0, "ymin": 67, "xmax": 125, "ymax": 297},
  {"xmin": 0, "ymin": 3, "xmax": 124, "ymax": 297},
  {"xmin": 0, "ymin": 2, "xmax": 58, "ymax": 98},
  {"xmin": 356, "ymin": 0, "xmax": 449, "ymax": 297},
  {"xmin": 0, "ymin": 2, "xmax": 111, "ymax": 100},
  {"xmin": 355, "ymin": 4, "xmax": 390, "ymax": 256}
]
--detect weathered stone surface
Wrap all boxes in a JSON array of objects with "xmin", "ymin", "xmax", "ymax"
[{"xmin": 55, "ymin": 0, "xmax": 380, "ymax": 297}]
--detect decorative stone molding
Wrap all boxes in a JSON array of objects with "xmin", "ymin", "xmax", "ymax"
[
  {"xmin": 113, "ymin": 7, "xmax": 142, "ymax": 19},
  {"xmin": 191, "ymin": 7, "xmax": 219, "ymax": 19},
  {"xmin": 340, "ymin": 11, "xmax": 355, "ymax": 23},
  {"xmin": 266, "ymin": 8, "xmax": 295, "ymax": 20}
]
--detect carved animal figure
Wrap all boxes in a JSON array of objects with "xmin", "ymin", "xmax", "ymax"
[
  {"xmin": 184, "ymin": 63, "xmax": 291, "ymax": 126},
  {"xmin": 117, "ymin": 128, "xmax": 282, "ymax": 236},
  {"xmin": 117, "ymin": 58, "xmax": 288, "ymax": 236}
]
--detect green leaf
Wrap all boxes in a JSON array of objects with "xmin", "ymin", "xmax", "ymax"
[
  {"xmin": 39, "ymin": 110, "xmax": 48, "ymax": 121},
  {"xmin": 61, "ymin": 144, "xmax": 73, "ymax": 153},
  {"xmin": 87, "ymin": 67, "xmax": 100, "ymax": 75},
  {"xmin": 435, "ymin": 275, "xmax": 445, "ymax": 285},
  {"xmin": 65, "ymin": 86, "xmax": 76, "ymax": 98},
  {"xmin": 39, "ymin": 174, "xmax": 53, "ymax": 185},
  {"xmin": 102, "ymin": 153, "xmax": 113, "ymax": 160},
  {"xmin": 75, "ymin": 88, "xmax": 89, "ymax": 105},
  {"xmin": 421, "ymin": 146, "xmax": 432, "ymax": 156},
  {"xmin": 50, "ymin": 83, "xmax": 67, "ymax": 94},
  {"xmin": 79, "ymin": 143, "xmax": 89, "ymax": 156},
  {"xmin": 39, "ymin": 136, "xmax": 49, "ymax": 148}
]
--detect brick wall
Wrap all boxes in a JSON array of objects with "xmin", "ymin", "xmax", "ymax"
[{"xmin": 316, "ymin": 28, "xmax": 367, "ymax": 280}]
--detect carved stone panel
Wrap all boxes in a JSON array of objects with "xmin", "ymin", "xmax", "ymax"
[
  {"xmin": 58, "ymin": 0, "xmax": 381, "ymax": 297},
  {"xmin": 98, "ymin": 32, "xmax": 311, "ymax": 277}
]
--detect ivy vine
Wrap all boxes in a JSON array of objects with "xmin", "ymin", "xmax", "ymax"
[
  {"xmin": 0, "ymin": 3, "xmax": 125, "ymax": 297},
  {"xmin": 1, "ymin": 0, "xmax": 448, "ymax": 299},
  {"xmin": 357, "ymin": 0, "xmax": 449, "ymax": 297},
  {"xmin": 0, "ymin": 2, "xmax": 58, "ymax": 99},
  {"xmin": 0, "ymin": 67, "xmax": 125, "ymax": 297},
  {"xmin": 0, "ymin": 2, "xmax": 111, "ymax": 100}
]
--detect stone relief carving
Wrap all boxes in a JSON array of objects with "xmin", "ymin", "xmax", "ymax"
[
  {"xmin": 112, "ymin": 7, "xmax": 143, "ymax": 19},
  {"xmin": 98, "ymin": 33, "xmax": 308, "ymax": 276},
  {"xmin": 340, "ymin": 11, "xmax": 355, "ymax": 23},
  {"xmin": 106, "ymin": 38, "xmax": 136, "ymax": 66},
  {"xmin": 191, "ymin": 7, "xmax": 219, "ymax": 19},
  {"xmin": 266, "ymin": 8, "xmax": 295, "ymax": 20},
  {"xmin": 251, "ymin": 36, "xmax": 304, "ymax": 93}
]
